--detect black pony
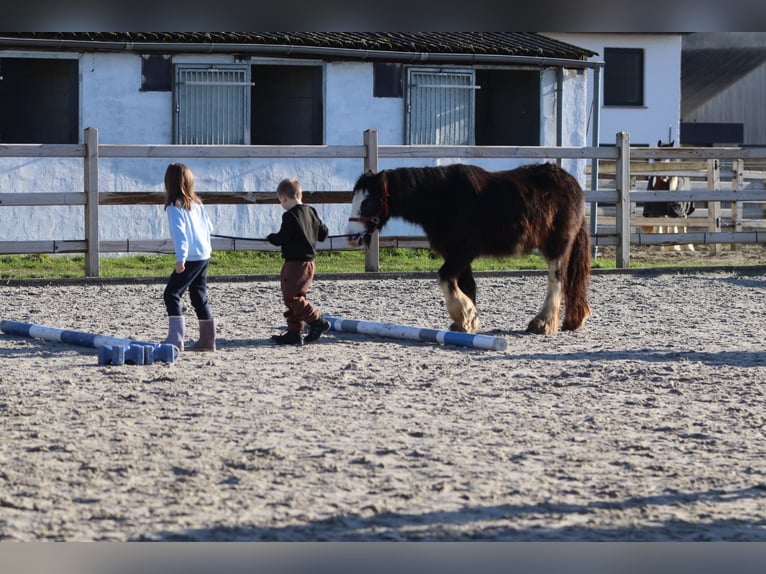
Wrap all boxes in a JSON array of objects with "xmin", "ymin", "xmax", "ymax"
[{"xmin": 347, "ymin": 163, "xmax": 592, "ymax": 335}]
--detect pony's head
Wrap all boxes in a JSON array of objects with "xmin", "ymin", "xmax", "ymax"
[{"xmin": 346, "ymin": 170, "xmax": 391, "ymax": 247}]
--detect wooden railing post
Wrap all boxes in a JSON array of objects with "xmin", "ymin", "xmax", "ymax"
[
  {"xmin": 84, "ymin": 127, "xmax": 100, "ymax": 277},
  {"xmin": 731, "ymin": 159, "xmax": 744, "ymax": 248},
  {"xmin": 363, "ymin": 129, "xmax": 380, "ymax": 272},
  {"xmin": 615, "ymin": 131, "xmax": 631, "ymax": 268},
  {"xmin": 707, "ymin": 159, "xmax": 721, "ymax": 255}
]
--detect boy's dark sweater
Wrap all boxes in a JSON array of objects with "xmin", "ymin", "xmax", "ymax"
[{"xmin": 266, "ymin": 204, "xmax": 329, "ymax": 261}]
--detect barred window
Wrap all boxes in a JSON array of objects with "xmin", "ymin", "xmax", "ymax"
[
  {"xmin": 174, "ymin": 64, "xmax": 251, "ymax": 144},
  {"xmin": 406, "ymin": 68, "xmax": 476, "ymax": 145},
  {"xmin": 173, "ymin": 63, "xmax": 323, "ymax": 145}
]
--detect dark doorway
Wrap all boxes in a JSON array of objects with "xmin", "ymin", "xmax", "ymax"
[
  {"xmin": 251, "ymin": 65, "xmax": 323, "ymax": 145},
  {"xmin": 0, "ymin": 58, "xmax": 79, "ymax": 143},
  {"xmin": 475, "ymin": 69, "xmax": 540, "ymax": 146}
]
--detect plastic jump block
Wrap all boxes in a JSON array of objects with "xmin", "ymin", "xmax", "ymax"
[
  {"xmin": 98, "ymin": 343, "xmax": 179, "ymax": 365},
  {"xmin": 0, "ymin": 320, "xmax": 179, "ymax": 366}
]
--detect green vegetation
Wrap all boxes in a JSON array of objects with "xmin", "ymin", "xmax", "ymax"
[
  {"xmin": 0, "ymin": 249, "xmax": 571, "ymax": 280},
  {"xmin": 2, "ymin": 244, "xmax": 761, "ymax": 280}
]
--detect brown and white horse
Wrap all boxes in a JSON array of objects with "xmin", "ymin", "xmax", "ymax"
[
  {"xmin": 347, "ymin": 162, "xmax": 592, "ymax": 335},
  {"xmin": 641, "ymin": 140, "xmax": 695, "ymax": 252}
]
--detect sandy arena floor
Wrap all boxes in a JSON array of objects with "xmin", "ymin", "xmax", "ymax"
[{"xmin": 1, "ymin": 260, "xmax": 766, "ymax": 541}]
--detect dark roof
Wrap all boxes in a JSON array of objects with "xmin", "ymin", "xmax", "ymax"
[{"xmin": 0, "ymin": 32, "xmax": 596, "ymax": 61}]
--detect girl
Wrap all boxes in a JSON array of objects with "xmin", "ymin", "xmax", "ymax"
[{"xmin": 162, "ymin": 162, "xmax": 216, "ymax": 352}]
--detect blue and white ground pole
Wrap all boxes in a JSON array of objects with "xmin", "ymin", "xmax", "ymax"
[
  {"xmin": 0, "ymin": 320, "xmax": 179, "ymax": 365},
  {"xmin": 324, "ymin": 316, "xmax": 507, "ymax": 351}
]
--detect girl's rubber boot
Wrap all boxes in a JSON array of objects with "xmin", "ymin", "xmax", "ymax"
[
  {"xmin": 163, "ymin": 316, "xmax": 185, "ymax": 352},
  {"xmin": 188, "ymin": 318, "xmax": 216, "ymax": 352}
]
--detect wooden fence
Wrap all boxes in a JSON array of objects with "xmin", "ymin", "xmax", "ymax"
[{"xmin": 2, "ymin": 128, "xmax": 766, "ymax": 276}]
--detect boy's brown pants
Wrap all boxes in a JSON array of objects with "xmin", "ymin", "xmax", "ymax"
[{"xmin": 280, "ymin": 260, "xmax": 320, "ymax": 332}]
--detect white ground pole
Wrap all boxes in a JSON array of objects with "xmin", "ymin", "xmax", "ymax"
[{"xmin": 324, "ymin": 316, "xmax": 507, "ymax": 351}]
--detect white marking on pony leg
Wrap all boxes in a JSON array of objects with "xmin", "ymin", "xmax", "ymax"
[
  {"xmin": 670, "ymin": 226, "xmax": 682, "ymax": 251},
  {"xmin": 527, "ymin": 260, "xmax": 562, "ymax": 335},
  {"xmin": 680, "ymin": 225, "xmax": 695, "ymax": 251},
  {"xmin": 438, "ymin": 279, "xmax": 479, "ymax": 333}
]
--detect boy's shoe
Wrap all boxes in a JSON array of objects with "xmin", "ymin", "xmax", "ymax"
[
  {"xmin": 271, "ymin": 331, "xmax": 303, "ymax": 345},
  {"xmin": 305, "ymin": 317, "xmax": 331, "ymax": 343}
]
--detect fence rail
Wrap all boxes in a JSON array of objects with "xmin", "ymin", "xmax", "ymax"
[{"xmin": 3, "ymin": 128, "xmax": 766, "ymax": 275}]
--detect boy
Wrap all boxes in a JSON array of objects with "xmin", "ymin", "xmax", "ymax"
[{"xmin": 267, "ymin": 177, "xmax": 330, "ymax": 345}]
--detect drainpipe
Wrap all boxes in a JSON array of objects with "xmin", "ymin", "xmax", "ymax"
[{"xmin": 589, "ymin": 64, "xmax": 603, "ymax": 258}]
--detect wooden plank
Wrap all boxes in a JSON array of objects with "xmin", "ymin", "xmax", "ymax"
[
  {"xmin": 615, "ymin": 132, "xmax": 631, "ymax": 267},
  {"xmin": 630, "ymin": 189, "xmax": 766, "ymax": 202},
  {"xmin": 631, "ymin": 231, "xmax": 764, "ymax": 245},
  {"xmin": 6, "ymin": 187, "xmax": 758, "ymax": 209},
  {"xmin": 97, "ymin": 191, "xmax": 355, "ymax": 205},
  {"xmin": 84, "ymin": 128, "xmax": 100, "ymax": 277},
  {"xmin": 99, "ymin": 239, "xmax": 175, "ymax": 253},
  {"xmin": 0, "ymin": 192, "xmax": 86, "ymax": 206},
  {"xmin": 97, "ymin": 144, "xmax": 367, "ymax": 159},
  {"xmin": 378, "ymin": 145, "xmax": 619, "ymax": 160},
  {"xmin": 632, "ymin": 217, "xmax": 710, "ymax": 227},
  {"xmin": 593, "ymin": 161, "xmax": 709, "ymax": 175},
  {"xmin": 584, "ymin": 190, "xmax": 619, "ymax": 203},
  {"xmin": 0, "ymin": 144, "xmax": 85, "ymax": 157},
  {"xmin": 99, "ymin": 238, "xmax": 365, "ymax": 254},
  {"xmin": 632, "ymin": 147, "xmax": 766, "ymax": 160},
  {"xmin": 364, "ymin": 129, "xmax": 380, "ymax": 272},
  {"xmin": 0, "ymin": 240, "xmax": 87, "ymax": 254}
]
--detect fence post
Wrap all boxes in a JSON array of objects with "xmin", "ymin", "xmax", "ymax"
[
  {"xmin": 84, "ymin": 127, "xmax": 100, "ymax": 277},
  {"xmin": 363, "ymin": 129, "xmax": 380, "ymax": 272},
  {"xmin": 707, "ymin": 159, "xmax": 721, "ymax": 255},
  {"xmin": 731, "ymin": 159, "xmax": 744, "ymax": 246},
  {"xmin": 615, "ymin": 131, "xmax": 631, "ymax": 268}
]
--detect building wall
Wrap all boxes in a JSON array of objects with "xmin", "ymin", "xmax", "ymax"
[
  {"xmin": 1, "ymin": 50, "xmax": 589, "ymax": 244},
  {"xmin": 684, "ymin": 64, "xmax": 766, "ymax": 146},
  {"xmin": 548, "ymin": 33, "xmax": 682, "ymax": 147}
]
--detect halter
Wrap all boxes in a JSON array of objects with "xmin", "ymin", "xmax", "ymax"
[{"xmin": 348, "ymin": 179, "xmax": 390, "ymax": 233}]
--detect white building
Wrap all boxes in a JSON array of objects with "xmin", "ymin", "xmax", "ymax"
[
  {"xmin": 0, "ymin": 33, "xmax": 596, "ymax": 245},
  {"xmin": 548, "ymin": 33, "xmax": 683, "ymax": 147}
]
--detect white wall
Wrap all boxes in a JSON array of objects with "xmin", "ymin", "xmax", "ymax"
[
  {"xmin": 548, "ymin": 33, "xmax": 682, "ymax": 147},
  {"xmin": 1, "ymin": 50, "xmax": 589, "ymax": 245}
]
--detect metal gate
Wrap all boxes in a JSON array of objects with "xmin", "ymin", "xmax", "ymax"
[
  {"xmin": 405, "ymin": 68, "xmax": 477, "ymax": 145},
  {"xmin": 174, "ymin": 65, "xmax": 251, "ymax": 145}
]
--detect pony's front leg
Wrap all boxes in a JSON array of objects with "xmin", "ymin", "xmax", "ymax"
[
  {"xmin": 527, "ymin": 259, "xmax": 563, "ymax": 335},
  {"xmin": 438, "ymin": 278, "xmax": 479, "ymax": 332}
]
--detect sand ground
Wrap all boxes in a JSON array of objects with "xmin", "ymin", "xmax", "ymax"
[{"xmin": 1, "ymin": 252, "xmax": 766, "ymax": 541}]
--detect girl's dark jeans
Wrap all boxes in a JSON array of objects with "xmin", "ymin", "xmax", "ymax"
[{"xmin": 163, "ymin": 259, "xmax": 212, "ymax": 319}]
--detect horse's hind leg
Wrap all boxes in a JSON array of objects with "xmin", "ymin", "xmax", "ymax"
[
  {"xmin": 527, "ymin": 258, "xmax": 563, "ymax": 335},
  {"xmin": 438, "ymin": 263, "xmax": 479, "ymax": 333}
]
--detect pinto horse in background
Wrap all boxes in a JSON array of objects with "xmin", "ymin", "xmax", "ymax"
[
  {"xmin": 641, "ymin": 140, "xmax": 696, "ymax": 252},
  {"xmin": 347, "ymin": 163, "xmax": 592, "ymax": 335}
]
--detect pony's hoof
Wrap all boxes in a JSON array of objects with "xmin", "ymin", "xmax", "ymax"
[
  {"xmin": 562, "ymin": 321, "xmax": 583, "ymax": 331},
  {"xmin": 448, "ymin": 317, "xmax": 479, "ymax": 333},
  {"xmin": 526, "ymin": 318, "xmax": 558, "ymax": 335}
]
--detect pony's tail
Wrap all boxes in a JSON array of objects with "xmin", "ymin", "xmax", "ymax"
[{"xmin": 562, "ymin": 219, "xmax": 592, "ymax": 331}]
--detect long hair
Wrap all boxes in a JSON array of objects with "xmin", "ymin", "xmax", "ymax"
[{"xmin": 164, "ymin": 162, "xmax": 201, "ymax": 211}]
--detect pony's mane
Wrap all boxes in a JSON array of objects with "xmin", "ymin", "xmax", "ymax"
[{"xmin": 385, "ymin": 164, "xmax": 489, "ymax": 196}]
